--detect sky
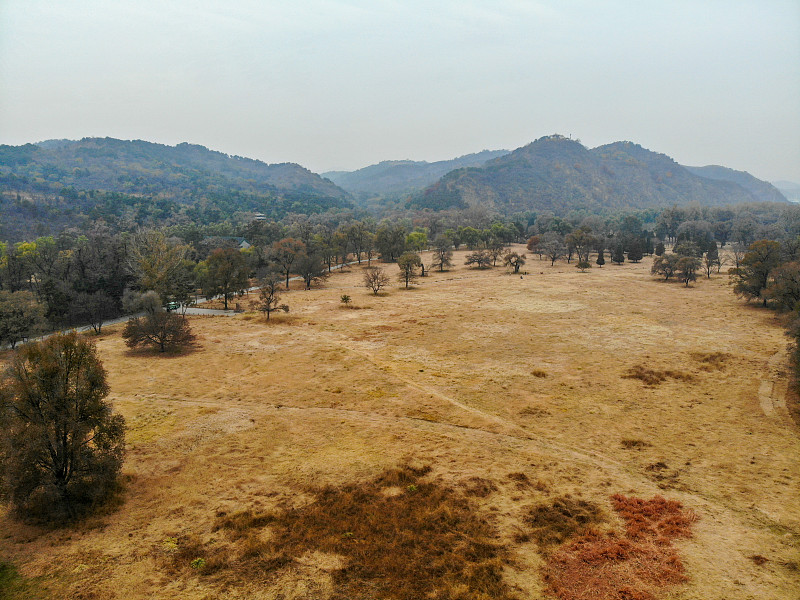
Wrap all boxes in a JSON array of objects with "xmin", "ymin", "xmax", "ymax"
[{"xmin": 1, "ymin": 0, "xmax": 799, "ymax": 182}]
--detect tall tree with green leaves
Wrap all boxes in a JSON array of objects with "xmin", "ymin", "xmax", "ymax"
[
  {"xmin": 397, "ymin": 252, "xmax": 422, "ymax": 288},
  {"xmin": 732, "ymin": 240, "xmax": 782, "ymax": 306},
  {"xmin": 0, "ymin": 333, "xmax": 125, "ymax": 521}
]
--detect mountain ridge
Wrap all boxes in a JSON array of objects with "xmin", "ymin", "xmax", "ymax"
[{"xmin": 410, "ymin": 135, "xmax": 787, "ymax": 213}]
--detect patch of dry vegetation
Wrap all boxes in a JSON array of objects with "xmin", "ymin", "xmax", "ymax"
[
  {"xmin": 623, "ymin": 364, "xmax": 694, "ymax": 386},
  {"xmin": 166, "ymin": 466, "xmax": 517, "ymax": 600},
  {"xmin": 543, "ymin": 495, "xmax": 695, "ymax": 600}
]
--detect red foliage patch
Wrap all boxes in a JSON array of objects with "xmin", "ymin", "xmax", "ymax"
[{"xmin": 543, "ymin": 495, "xmax": 696, "ymax": 600}]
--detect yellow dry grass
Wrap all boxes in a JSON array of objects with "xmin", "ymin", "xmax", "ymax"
[{"xmin": 1, "ymin": 246, "xmax": 798, "ymax": 599}]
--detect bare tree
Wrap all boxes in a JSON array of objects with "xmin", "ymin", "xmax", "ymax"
[
  {"xmin": 364, "ymin": 267, "xmax": 391, "ymax": 295},
  {"xmin": 397, "ymin": 252, "xmax": 422, "ymax": 288},
  {"xmin": 257, "ymin": 273, "xmax": 289, "ymax": 320}
]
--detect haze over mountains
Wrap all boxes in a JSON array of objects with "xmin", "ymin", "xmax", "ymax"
[
  {"xmin": 406, "ymin": 135, "xmax": 786, "ymax": 213},
  {"xmin": 322, "ymin": 150, "xmax": 510, "ymax": 199},
  {"xmin": 0, "ymin": 135, "xmax": 788, "ymax": 242}
]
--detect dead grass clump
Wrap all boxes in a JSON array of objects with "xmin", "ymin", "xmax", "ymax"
[
  {"xmin": 203, "ymin": 466, "xmax": 515, "ymax": 599},
  {"xmin": 462, "ymin": 477, "xmax": 498, "ymax": 498},
  {"xmin": 610, "ymin": 494, "xmax": 696, "ymax": 542},
  {"xmin": 623, "ymin": 365, "xmax": 694, "ymax": 386},
  {"xmin": 621, "ymin": 439, "xmax": 652, "ymax": 450},
  {"xmin": 542, "ymin": 495, "xmax": 696, "ymax": 600},
  {"xmin": 523, "ymin": 497, "xmax": 604, "ymax": 550},
  {"xmin": 689, "ymin": 351, "xmax": 730, "ymax": 371},
  {"xmin": 750, "ymin": 554, "xmax": 769, "ymax": 566},
  {"xmin": 531, "ymin": 369, "xmax": 548, "ymax": 378}
]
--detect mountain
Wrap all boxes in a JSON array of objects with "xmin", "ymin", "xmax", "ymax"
[
  {"xmin": 410, "ymin": 135, "xmax": 787, "ymax": 213},
  {"xmin": 684, "ymin": 165, "xmax": 786, "ymax": 204},
  {"xmin": 323, "ymin": 149, "xmax": 509, "ymax": 198},
  {"xmin": 773, "ymin": 180, "xmax": 800, "ymax": 203},
  {"xmin": 0, "ymin": 138, "xmax": 352, "ymax": 241}
]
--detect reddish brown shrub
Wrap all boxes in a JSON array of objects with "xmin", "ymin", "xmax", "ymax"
[{"xmin": 542, "ymin": 495, "xmax": 696, "ymax": 600}]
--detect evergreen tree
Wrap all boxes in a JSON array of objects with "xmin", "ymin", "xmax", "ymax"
[
  {"xmin": 596, "ymin": 248, "xmax": 605, "ymax": 267},
  {"xmin": 611, "ymin": 244, "xmax": 625, "ymax": 265}
]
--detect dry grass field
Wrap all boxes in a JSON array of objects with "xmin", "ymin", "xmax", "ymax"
[{"xmin": 1, "ymin": 246, "xmax": 798, "ymax": 599}]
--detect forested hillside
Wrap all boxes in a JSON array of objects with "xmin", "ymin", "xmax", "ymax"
[
  {"xmin": 411, "ymin": 136, "xmax": 786, "ymax": 213},
  {"xmin": 323, "ymin": 149, "xmax": 509, "ymax": 199},
  {"xmin": 684, "ymin": 165, "xmax": 786, "ymax": 203},
  {"xmin": 0, "ymin": 138, "xmax": 352, "ymax": 242}
]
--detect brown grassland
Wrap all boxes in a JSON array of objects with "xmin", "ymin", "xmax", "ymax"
[{"xmin": 1, "ymin": 245, "xmax": 798, "ymax": 599}]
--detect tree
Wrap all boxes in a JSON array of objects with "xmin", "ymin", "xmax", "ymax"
[
  {"xmin": 257, "ymin": 273, "xmax": 289, "ymax": 320},
  {"xmin": 654, "ymin": 241, "xmax": 665, "ymax": 256},
  {"xmin": 595, "ymin": 248, "xmax": 605, "ymax": 267},
  {"xmin": 0, "ymin": 290, "xmax": 46, "ymax": 349},
  {"xmin": 271, "ymin": 238, "xmax": 306, "ymax": 289},
  {"xmin": 565, "ymin": 228, "xmax": 596, "ymax": 263},
  {"xmin": 405, "ymin": 231, "xmax": 428, "ymax": 252},
  {"xmin": 202, "ymin": 248, "xmax": 249, "ymax": 310},
  {"xmin": 732, "ymin": 240, "xmax": 782, "ymax": 306},
  {"xmin": 295, "ymin": 249, "xmax": 328, "ymax": 290},
  {"xmin": 576, "ymin": 260, "xmax": 592, "ymax": 272},
  {"xmin": 541, "ymin": 233, "xmax": 566, "ymax": 266},
  {"xmin": 611, "ymin": 243, "xmax": 625, "ymax": 265},
  {"xmin": 375, "ymin": 223, "xmax": 407, "ymax": 262},
  {"xmin": 503, "ymin": 252, "xmax": 526, "ymax": 273},
  {"xmin": 626, "ymin": 239, "xmax": 644, "ymax": 263},
  {"xmin": 127, "ymin": 230, "xmax": 190, "ymax": 305},
  {"xmin": 364, "ymin": 267, "xmax": 391, "ymax": 295},
  {"xmin": 704, "ymin": 244, "xmax": 720, "ymax": 278},
  {"xmin": 464, "ymin": 250, "xmax": 493, "ymax": 269},
  {"xmin": 765, "ymin": 262, "xmax": 800, "ymax": 311},
  {"xmin": 122, "ymin": 292, "xmax": 195, "ymax": 353},
  {"xmin": 70, "ymin": 291, "xmax": 117, "ymax": 334},
  {"xmin": 676, "ymin": 256, "xmax": 700, "ymax": 287},
  {"xmin": 430, "ymin": 237, "xmax": 454, "ymax": 272},
  {"xmin": 0, "ymin": 333, "xmax": 125, "ymax": 521},
  {"xmin": 397, "ymin": 252, "xmax": 422, "ymax": 288},
  {"xmin": 651, "ymin": 254, "xmax": 679, "ymax": 280}
]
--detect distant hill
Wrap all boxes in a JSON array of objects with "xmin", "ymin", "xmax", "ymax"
[
  {"xmin": 684, "ymin": 165, "xmax": 786, "ymax": 204},
  {"xmin": 323, "ymin": 149, "xmax": 509, "ymax": 198},
  {"xmin": 0, "ymin": 138, "xmax": 351, "ymax": 241},
  {"xmin": 773, "ymin": 180, "xmax": 800, "ymax": 203},
  {"xmin": 410, "ymin": 135, "xmax": 787, "ymax": 213}
]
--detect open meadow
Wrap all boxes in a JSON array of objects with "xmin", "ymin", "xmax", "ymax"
[{"xmin": 1, "ymin": 246, "xmax": 798, "ymax": 599}]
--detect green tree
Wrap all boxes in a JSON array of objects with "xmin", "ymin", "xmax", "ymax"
[
  {"xmin": 0, "ymin": 290, "xmax": 46, "ymax": 349},
  {"xmin": 765, "ymin": 262, "xmax": 800, "ymax": 311},
  {"xmin": 397, "ymin": 252, "xmax": 422, "ymax": 288},
  {"xmin": 503, "ymin": 252, "xmax": 526, "ymax": 273},
  {"xmin": 430, "ymin": 237, "xmax": 454, "ymax": 272},
  {"xmin": 405, "ymin": 231, "xmax": 428, "ymax": 252},
  {"xmin": 296, "ymin": 250, "xmax": 328, "ymax": 290},
  {"xmin": 122, "ymin": 291, "xmax": 195, "ymax": 353},
  {"xmin": 611, "ymin": 243, "xmax": 625, "ymax": 265},
  {"xmin": 0, "ymin": 333, "xmax": 125, "ymax": 521},
  {"xmin": 595, "ymin": 248, "xmax": 605, "ymax": 267},
  {"xmin": 270, "ymin": 238, "xmax": 306, "ymax": 289},
  {"xmin": 651, "ymin": 254, "xmax": 679, "ymax": 280},
  {"xmin": 732, "ymin": 240, "xmax": 782, "ymax": 306},
  {"xmin": 676, "ymin": 256, "xmax": 700, "ymax": 287},
  {"xmin": 375, "ymin": 223, "xmax": 407, "ymax": 262},
  {"xmin": 464, "ymin": 250, "xmax": 493, "ymax": 269},
  {"xmin": 202, "ymin": 248, "xmax": 249, "ymax": 310},
  {"xmin": 703, "ymin": 244, "xmax": 720, "ymax": 278}
]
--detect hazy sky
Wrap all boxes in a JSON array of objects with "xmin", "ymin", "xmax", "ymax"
[{"xmin": 1, "ymin": 1, "xmax": 798, "ymax": 182}]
